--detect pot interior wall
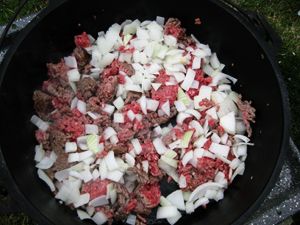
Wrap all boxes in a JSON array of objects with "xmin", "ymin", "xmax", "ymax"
[{"xmin": 0, "ymin": 0, "xmax": 284, "ymax": 224}]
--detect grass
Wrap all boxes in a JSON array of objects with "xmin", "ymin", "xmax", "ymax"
[
  {"xmin": 231, "ymin": 0, "xmax": 300, "ymax": 151},
  {"xmin": 0, "ymin": 0, "xmax": 299, "ymax": 224},
  {"xmin": 0, "ymin": 0, "xmax": 47, "ymax": 25}
]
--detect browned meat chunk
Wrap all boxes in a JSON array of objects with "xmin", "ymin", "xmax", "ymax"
[
  {"xmin": 73, "ymin": 47, "xmax": 91, "ymax": 70},
  {"xmin": 42, "ymin": 79, "xmax": 74, "ymax": 103},
  {"xmin": 47, "ymin": 59, "xmax": 69, "ymax": 85},
  {"xmin": 119, "ymin": 62, "xmax": 135, "ymax": 76},
  {"xmin": 106, "ymin": 143, "xmax": 128, "ymax": 154},
  {"xmin": 77, "ymin": 77, "xmax": 97, "ymax": 100},
  {"xmin": 125, "ymin": 91, "xmax": 142, "ymax": 104},
  {"xmin": 146, "ymin": 106, "xmax": 177, "ymax": 126},
  {"xmin": 33, "ymin": 90, "xmax": 54, "ymax": 120}
]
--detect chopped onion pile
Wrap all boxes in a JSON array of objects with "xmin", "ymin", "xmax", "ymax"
[{"xmin": 32, "ymin": 17, "xmax": 255, "ymax": 225}]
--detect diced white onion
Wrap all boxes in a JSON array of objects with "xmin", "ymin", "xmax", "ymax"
[
  {"xmin": 113, "ymin": 113, "xmax": 124, "ymax": 123},
  {"xmin": 113, "ymin": 97, "xmax": 125, "ymax": 110},
  {"xmin": 103, "ymin": 127, "xmax": 117, "ymax": 140},
  {"xmin": 103, "ymin": 104, "xmax": 115, "ymax": 115},
  {"xmin": 65, "ymin": 142, "xmax": 77, "ymax": 153},
  {"xmin": 181, "ymin": 68, "xmax": 195, "ymax": 91},
  {"xmin": 85, "ymin": 124, "xmax": 99, "ymax": 135},
  {"xmin": 37, "ymin": 169, "xmax": 55, "ymax": 192},
  {"xmin": 77, "ymin": 100, "xmax": 87, "ymax": 114},
  {"xmin": 156, "ymin": 206, "xmax": 179, "ymax": 219},
  {"xmin": 89, "ymin": 195, "xmax": 109, "ymax": 207},
  {"xmin": 153, "ymin": 138, "xmax": 168, "ymax": 155},
  {"xmin": 30, "ymin": 115, "xmax": 49, "ymax": 131},
  {"xmin": 131, "ymin": 138, "xmax": 142, "ymax": 155},
  {"xmin": 67, "ymin": 69, "xmax": 80, "ymax": 82}
]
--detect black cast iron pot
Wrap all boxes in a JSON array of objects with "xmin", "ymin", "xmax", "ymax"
[{"xmin": 0, "ymin": 0, "xmax": 290, "ymax": 224}]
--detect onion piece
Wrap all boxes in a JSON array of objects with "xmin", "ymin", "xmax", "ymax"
[
  {"xmin": 80, "ymin": 169, "xmax": 93, "ymax": 183},
  {"xmin": 131, "ymin": 138, "xmax": 142, "ymax": 155},
  {"xmin": 104, "ymin": 151, "xmax": 119, "ymax": 171},
  {"xmin": 189, "ymin": 120, "xmax": 204, "ymax": 137},
  {"xmin": 103, "ymin": 127, "xmax": 117, "ymax": 140},
  {"xmin": 160, "ymin": 155, "xmax": 178, "ymax": 168},
  {"xmin": 125, "ymin": 153, "xmax": 135, "ymax": 167},
  {"xmin": 109, "ymin": 135, "xmax": 119, "ymax": 145},
  {"xmin": 77, "ymin": 100, "xmax": 87, "ymax": 114},
  {"xmin": 194, "ymin": 86, "xmax": 212, "ymax": 108},
  {"xmin": 194, "ymin": 197, "xmax": 209, "ymax": 209},
  {"xmin": 209, "ymin": 142, "xmax": 230, "ymax": 158},
  {"xmin": 220, "ymin": 133, "xmax": 228, "ymax": 145},
  {"xmin": 65, "ymin": 142, "xmax": 77, "ymax": 153},
  {"xmin": 34, "ymin": 145, "xmax": 45, "ymax": 162},
  {"xmin": 113, "ymin": 97, "xmax": 125, "ymax": 110},
  {"xmin": 210, "ymin": 53, "xmax": 220, "ymax": 69},
  {"xmin": 36, "ymin": 151, "xmax": 57, "ymax": 169},
  {"xmin": 185, "ymin": 109, "xmax": 201, "ymax": 120},
  {"xmin": 176, "ymin": 112, "xmax": 192, "ymax": 125},
  {"xmin": 181, "ymin": 68, "xmax": 195, "ymax": 91},
  {"xmin": 113, "ymin": 113, "xmax": 124, "ymax": 123},
  {"xmin": 89, "ymin": 195, "xmax": 109, "ymax": 207},
  {"xmin": 211, "ymin": 133, "xmax": 221, "ymax": 144},
  {"xmin": 106, "ymin": 170, "xmax": 124, "ymax": 182},
  {"xmin": 64, "ymin": 56, "xmax": 77, "ymax": 68},
  {"xmin": 153, "ymin": 138, "xmax": 168, "ymax": 155},
  {"xmin": 166, "ymin": 190, "xmax": 185, "ymax": 210},
  {"xmin": 230, "ymin": 162, "xmax": 245, "ymax": 182},
  {"xmin": 189, "ymin": 182, "xmax": 224, "ymax": 202},
  {"xmin": 161, "ymin": 100, "xmax": 170, "ymax": 116},
  {"xmin": 103, "ymin": 104, "xmax": 115, "ymax": 115},
  {"xmin": 67, "ymin": 69, "xmax": 81, "ymax": 82},
  {"xmin": 177, "ymin": 87, "xmax": 191, "ymax": 106},
  {"xmin": 151, "ymin": 83, "xmax": 162, "ymax": 91},
  {"xmin": 167, "ymin": 210, "xmax": 182, "ymax": 225},
  {"xmin": 92, "ymin": 211, "xmax": 108, "ymax": 225},
  {"xmin": 86, "ymin": 135, "xmax": 101, "ymax": 153},
  {"xmin": 174, "ymin": 100, "xmax": 187, "ymax": 112},
  {"xmin": 142, "ymin": 160, "xmax": 149, "ymax": 173},
  {"xmin": 85, "ymin": 124, "xmax": 99, "ymax": 135},
  {"xmin": 156, "ymin": 206, "xmax": 179, "ymax": 219},
  {"xmin": 182, "ymin": 151, "xmax": 193, "ymax": 167},
  {"xmin": 126, "ymin": 214, "xmax": 137, "ymax": 225},
  {"xmin": 179, "ymin": 174, "xmax": 187, "ymax": 188},
  {"xmin": 138, "ymin": 95, "xmax": 147, "ymax": 115},
  {"xmin": 164, "ymin": 35, "xmax": 177, "ymax": 47},
  {"xmin": 37, "ymin": 169, "xmax": 55, "ymax": 192},
  {"xmin": 127, "ymin": 110, "xmax": 135, "ymax": 121},
  {"xmin": 156, "ymin": 16, "xmax": 165, "ymax": 25},
  {"xmin": 30, "ymin": 115, "xmax": 49, "ymax": 131},
  {"xmin": 192, "ymin": 56, "xmax": 201, "ymax": 69},
  {"xmin": 70, "ymin": 97, "xmax": 79, "ymax": 110},
  {"xmin": 193, "ymin": 136, "xmax": 207, "ymax": 148},
  {"xmin": 146, "ymin": 98, "xmax": 159, "ymax": 111},
  {"xmin": 77, "ymin": 210, "xmax": 91, "ymax": 220},
  {"xmin": 220, "ymin": 111, "xmax": 236, "ymax": 135},
  {"xmin": 74, "ymin": 193, "xmax": 90, "ymax": 208},
  {"xmin": 185, "ymin": 201, "xmax": 195, "ymax": 214},
  {"xmin": 206, "ymin": 107, "xmax": 218, "ymax": 120}
]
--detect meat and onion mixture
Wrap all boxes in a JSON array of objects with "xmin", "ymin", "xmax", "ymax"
[{"xmin": 31, "ymin": 17, "xmax": 255, "ymax": 225}]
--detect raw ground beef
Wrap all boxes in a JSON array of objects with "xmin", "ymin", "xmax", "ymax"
[{"xmin": 82, "ymin": 179, "xmax": 110, "ymax": 200}]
